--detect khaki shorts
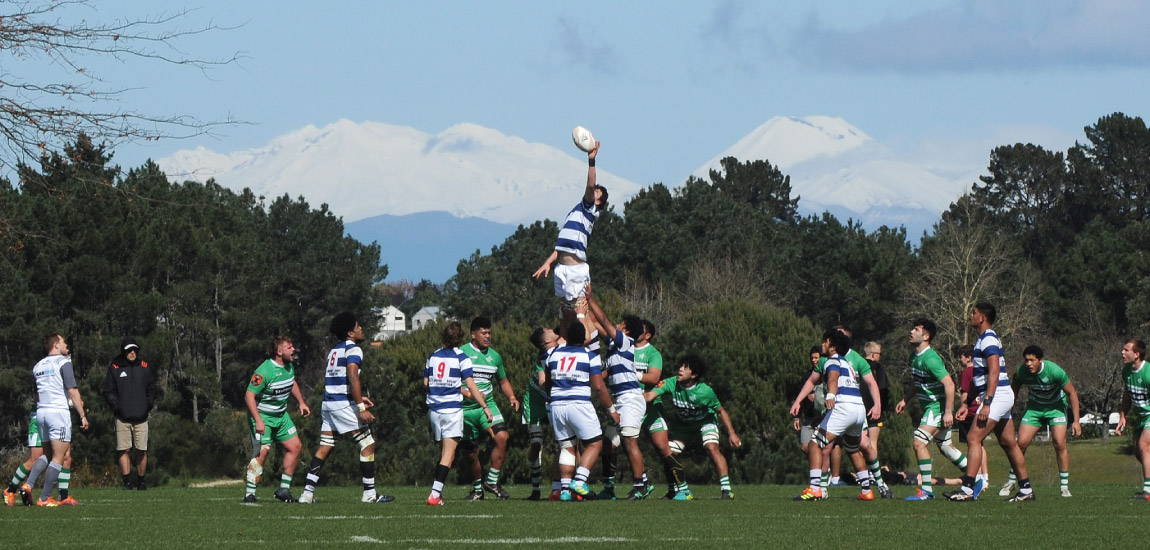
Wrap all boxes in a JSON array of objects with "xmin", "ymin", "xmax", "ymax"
[{"xmin": 115, "ymin": 418, "xmax": 149, "ymax": 451}]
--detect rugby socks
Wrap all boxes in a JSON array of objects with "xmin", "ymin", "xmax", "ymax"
[
  {"xmin": 27, "ymin": 455, "xmax": 48, "ymax": 488},
  {"xmin": 1143, "ymin": 477, "xmax": 1150, "ymax": 494},
  {"xmin": 40, "ymin": 462, "xmax": 61, "ymax": 502},
  {"xmin": 560, "ymin": 477, "xmax": 572, "ymax": 490},
  {"xmin": 430, "ymin": 464, "xmax": 449, "ymax": 499},
  {"xmin": 1059, "ymin": 470, "xmax": 1069, "ymax": 490},
  {"xmin": 472, "ymin": 479, "xmax": 483, "ymax": 493},
  {"xmin": 856, "ymin": 470, "xmax": 871, "ymax": 490},
  {"xmin": 122, "ymin": 474, "xmax": 132, "ymax": 488},
  {"xmin": 820, "ymin": 471, "xmax": 830, "ymax": 492},
  {"xmin": 866, "ymin": 458, "xmax": 888, "ymax": 490},
  {"xmin": 1006, "ymin": 470, "xmax": 1017, "ymax": 485},
  {"xmin": 634, "ymin": 472, "xmax": 649, "ymax": 491},
  {"xmin": 809, "ymin": 469, "xmax": 821, "ymax": 491},
  {"xmin": 8, "ymin": 464, "xmax": 30, "ymax": 491},
  {"xmin": 58, "ymin": 469, "xmax": 71, "ymax": 500},
  {"xmin": 719, "ymin": 475, "xmax": 731, "ymax": 492},
  {"xmin": 485, "ymin": 467, "xmax": 501, "ymax": 486},
  {"xmin": 574, "ymin": 466, "xmax": 590, "ymax": 484},
  {"xmin": 304, "ymin": 456, "xmax": 325, "ymax": 493},
  {"xmin": 360, "ymin": 460, "xmax": 375, "ymax": 493},
  {"xmin": 279, "ymin": 473, "xmax": 292, "ymax": 491},
  {"xmin": 662, "ymin": 455, "xmax": 683, "ymax": 493},
  {"xmin": 918, "ymin": 459, "xmax": 933, "ymax": 494},
  {"xmin": 1018, "ymin": 477, "xmax": 1032, "ymax": 495},
  {"xmin": 960, "ymin": 475, "xmax": 975, "ymax": 495},
  {"xmin": 600, "ymin": 445, "xmax": 616, "ymax": 488},
  {"xmin": 530, "ymin": 461, "xmax": 542, "ymax": 492},
  {"xmin": 552, "ymin": 480, "xmax": 562, "ymax": 492}
]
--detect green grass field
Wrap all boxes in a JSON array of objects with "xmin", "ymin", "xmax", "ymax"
[{"xmin": 3, "ymin": 438, "xmax": 1147, "ymax": 549}]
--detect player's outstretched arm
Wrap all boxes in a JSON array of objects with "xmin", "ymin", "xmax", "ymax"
[
  {"xmin": 533, "ymin": 251, "xmax": 558, "ymax": 278},
  {"xmin": 583, "ymin": 142, "xmax": 599, "ymax": 205},
  {"xmin": 583, "ymin": 284, "xmax": 616, "ymax": 340},
  {"xmin": 789, "ymin": 372, "xmax": 819, "ymax": 416}
]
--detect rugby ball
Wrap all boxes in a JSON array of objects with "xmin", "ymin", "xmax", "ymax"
[{"xmin": 572, "ymin": 126, "xmax": 596, "ymax": 153}]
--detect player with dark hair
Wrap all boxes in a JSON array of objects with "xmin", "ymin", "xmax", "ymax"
[
  {"xmin": 532, "ymin": 141, "xmax": 607, "ymax": 341},
  {"xmin": 1004, "ymin": 344, "xmax": 1080, "ymax": 498},
  {"xmin": 425, "ymin": 322, "xmax": 491, "ymax": 506},
  {"xmin": 299, "ymin": 313, "xmax": 394, "ymax": 504},
  {"xmin": 544, "ymin": 319, "xmax": 619, "ymax": 501},
  {"xmin": 635, "ymin": 318, "xmax": 681, "ymax": 500},
  {"xmin": 523, "ymin": 326, "xmax": 562, "ymax": 500},
  {"xmin": 946, "ymin": 302, "xmax": 1032, "ymax": 502},
  {"xmin": 645, "ymin": 354, "xmax": 741, "ymax": 500},
  {"xmin": 243, "ymin": 335, "xmax": 311, "ymax": 503},
  {"xmin": 1117, "ymin": 339, "xmax": 1150, "ymax": 500},
  {"xmin": 459, "ymin": 316, "xmax": 519, "ymax": 500},
  {"xmin": 584, "ymin": 285, "xmax": 651, "ymax": 500},
  {"xmin": 894, "ymin": 318, "xmax": 966, "ymax": 500}
]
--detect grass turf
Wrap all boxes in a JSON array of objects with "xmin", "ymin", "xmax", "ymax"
[{"xmin": 2, "ymin": 437, "xmax": 1146, "ymax": 549}]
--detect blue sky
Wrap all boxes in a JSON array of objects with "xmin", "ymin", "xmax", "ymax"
[{"xmin": 34, "ymin": 0, "xmax": 1150, "ymax": 190}]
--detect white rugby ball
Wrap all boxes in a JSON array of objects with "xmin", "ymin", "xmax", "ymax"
[{"xmin": 572, "ymin": 126, "xmax": 596, "ymax": 153}]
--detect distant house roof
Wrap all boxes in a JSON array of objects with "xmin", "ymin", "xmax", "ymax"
[{"xmin": 411, "ymin": 306, "xmax": 442, "ymax": 329}]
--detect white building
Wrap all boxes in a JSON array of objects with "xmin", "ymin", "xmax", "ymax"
[
  {"xmin": 373, "ymin": 305, "xmax": 407, "ymax": 341},
  {"xmin": 411, "ymin": 306, "xmax": 442, "ymax": 330}
]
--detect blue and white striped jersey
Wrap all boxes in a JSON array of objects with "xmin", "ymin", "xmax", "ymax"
[
  {"xmin": 826, "ymin": 354, "xmax": 864, "ymax": 405},
  {"xmin": 973, "ymin": 329, "xmax": 1010, "ymax": 393},
  {"xmin": 553, "ymin": 199, "xmax": 599, "ymax": 262},
  {"xmin": 34, "ymin": 355, "xmax": 75, "ymax": 411},
  {"xmin": 425, "ymin": 347, "xmax": 474, "ymax": 412},
  {"xmin": 323, "ymin": 339, "xmax": 363, "ymax": 409},
  {"xmin": 604, "ymin": 331, "xmax": 641, "ymax": 397},
  {"xmin": 547, "ymin": 344, "xmax": 601, "ymax": 404}
]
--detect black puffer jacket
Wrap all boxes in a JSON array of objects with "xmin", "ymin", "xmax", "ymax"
[{"xmin": 102, "ymin": 337, "xmax": 157, "ymax": 422}]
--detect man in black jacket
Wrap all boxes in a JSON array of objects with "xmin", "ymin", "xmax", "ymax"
[{"xmin": 103, "ymin": 338, "xmax": 156, "ymax": 490}]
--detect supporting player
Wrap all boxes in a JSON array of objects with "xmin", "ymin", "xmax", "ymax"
[
  {"xmin": 5, "ymin": 413, "xmax": 48, "ymax": 506},
  {"xmin": 635, "ymin": 319, "xmax": 684, "ymax": 500},
  {"xmin": 585, "ymin": 284, "xmax": 651, "ymax": 500},
  {"xmin": 424, "ymin": 322, "xmax": 491, "ymax": 506},
  {"xmin": 1001, "ymin": 345, "xmax": 1081, "ymax": 498},
  {"xmin": 797, "ymin": 330, "xmax": 875, "ymax": 501},
  {"xmin": 894, "ymin": 318, "xmax": 967, "ymax": 500},
  {"xmin": 544, "ymin": 320, "xmax": 619, "ymax": 501},
  {"xmin": 459, "ymin": 316, "xmax": 519, "ymax": 500},
  {"xmin": 956, "ymin": 345, "xmax": 991, "ymax": 491},
  {"xmin": 32, "ymin": 334, "xmax": 88, "ymax": 506},
  {"xmin": 1117, "ymin": 339, "xmax": 1150, "ymax": 501},
  {"xmin": 532, "ymin": 140, "xmax": 607, "ymax": 341},
  {"xmin": 945, "ymin": 302, "xmax": 1032, "ymax": 502},
  {"xmin": 523, "ymin": 326, "xmax": 560, "ymax": 500},
  {"xmin": 243, "ymin": 336, "xmax": 311, "ymax": 504},
  {"xmin": 299, "ymin": 313, "xmax": 394, "ymax": 504},
  {"xmin": 645, "ymin": 354, "xmax": 741, "ymax": 500}
]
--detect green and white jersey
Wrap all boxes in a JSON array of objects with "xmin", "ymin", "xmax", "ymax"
[
  {"xmin": 247, "ymin": 359, "xmax": 296, "ymax": 416},
  {"xmin": 526, "ymin": 349, "xmax": 551, "ymax": 401},
  {"xmin": 1124, "ymin": 360, "xmax": 1150, "ymax": 419},
  {"xmin": 461, "ymin": 342, "xmax": 506, "ymax": 410},
  {"xmin": 1014, "ymin": 360, "xmax": 1070, "ymax": 410},
  {"xmin": 818, "ymin": 349, "xmax": 872, "ymax": 378},
  {"xmin": 633, "ymin": 343, "xmax": 663, "ymax": 390},
  {"xmin": 652, "ymin": 378, "xmax": 721, "ymax": 424},
  {"xmin": 910, "ymin": 347, "xmax": 948, "ymax": 405}
]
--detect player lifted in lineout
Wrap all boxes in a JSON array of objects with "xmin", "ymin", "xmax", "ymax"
[{"xmin": 533, "ymin": 140, "xmax": 607, "ymax": 340}]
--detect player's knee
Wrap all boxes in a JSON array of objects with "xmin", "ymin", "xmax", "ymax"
[
  {"xmin": 913, "ymin": 428, "xmax": 932, "ymax": 447},
  {"xmin": 842, "ymin": 439, "xmax": 860, "ymax": 454},
  {"xmin": 619, "ymin": 425, "xmax": 641, "ymax": 439},
  {"xmin": 558, "ymin": 441, "xmax": 577, "ymax": 467},
  {"xmin": 815, "ymin": 433, "xmax": 829, "ymax": 450},
  {"xmin": 491, "ymin": 422, "xmax": 509, "ymax": 437}
]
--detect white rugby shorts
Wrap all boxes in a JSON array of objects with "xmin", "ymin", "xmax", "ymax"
[
  {"xmin": 614, "ymin": 391, "xmax": 646, "ymax": 431},
  {"xmin": 36, "ymin": 408, "xmax": 72, "ymax": 443},
  {"xmin": 819, "ymin": 402, "xmax": 866, "ymax": 438},
  {"xmin": 429, "ymin": 409, "xmax": 463, "ymax": 441},
  {"xmin": 554, "ymin": 262, "xmax": 591, "ymax": 301},
  {"xmin": 549, "ymin": 401, "xmax": 603, "ymax": 442},
  {"xmin": 975, "ymin": 386, "xmax": 1015, "ymax": 423},
  {"xmin": 321, "ymin": 403, "xmax": 366, "ymax": 435}
]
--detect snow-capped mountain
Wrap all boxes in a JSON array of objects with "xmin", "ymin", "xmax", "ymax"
[
  {"xmin": 694, "ymin": 116, "xmax": 977, "ymax": 235},
  {"xmin": 157, "ymin": 119, "xmax": 641, "ymax": 225}
]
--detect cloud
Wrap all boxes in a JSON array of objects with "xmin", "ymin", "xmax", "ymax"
[
  {"xmin": 696, "ymin": 0, "xmax": 777, "ymax": 75},
  {"xmin": 552, "ymin": 17, "xmax": 620, "ymax": 76},
  {"xmin": 790, "ymin": 0, "xmax": 1150, "ymax": 73}
]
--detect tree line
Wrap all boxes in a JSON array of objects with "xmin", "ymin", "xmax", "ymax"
[{"xmin": 2, "ymin": 113, "xmax": 1147, "ymax": 487}]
